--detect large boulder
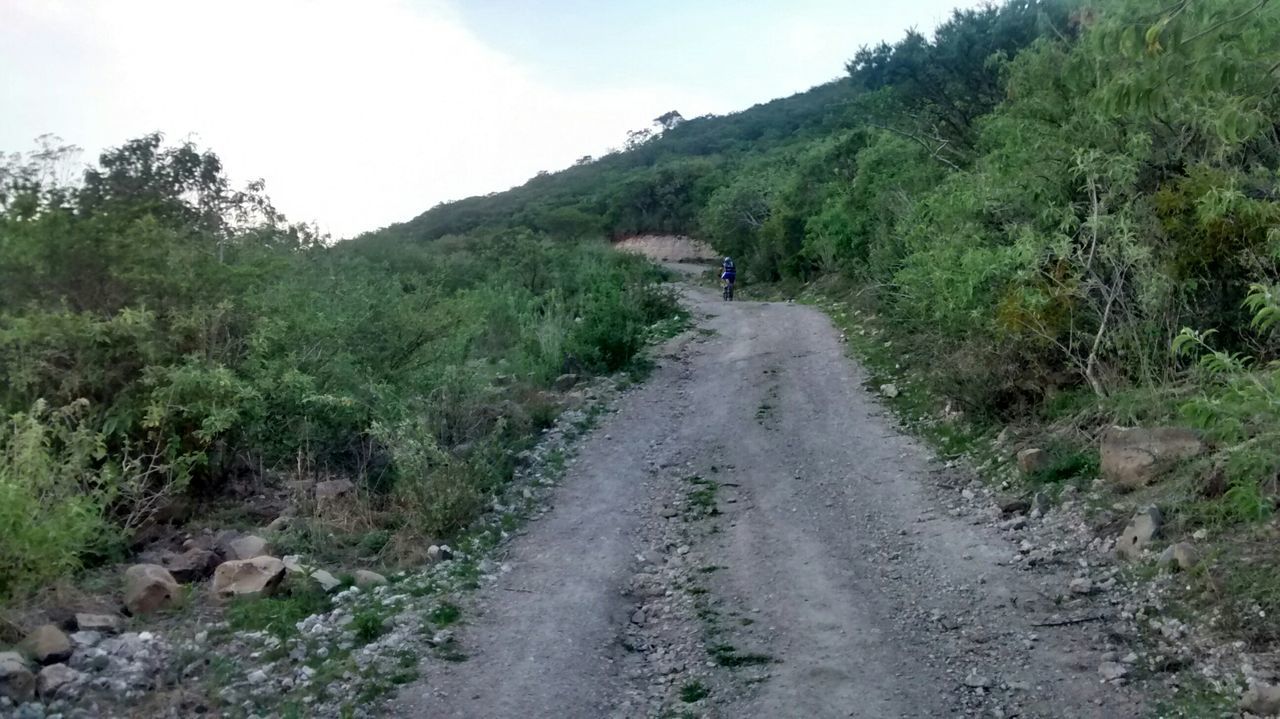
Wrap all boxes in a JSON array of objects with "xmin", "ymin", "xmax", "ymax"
[
  {"xmin": 1116, "ymin": 506, "xmax": 1163, "ymax": 560},
  {"xmin": 211, "ymin": 557, "xmax": 286, "ymax": 599},
  {"xmin": 19, "ymin": 625, "xmax": 72, "ymax": 665},
  {"xmin": 1100, "ymin": 426, "xmax": 1205, "ymax": 488},
  {"xmin": 0, "ymin": 651, "xmax": 35, "ymax": 703},
  {"xmin": 123, "ymin": 564, "xmax": 181, "ymax": 615},
  {"xmin": 1016, "ymin": 448, "xmax": 1051, "ymax": 475},
  {"xmin": 226, "ymin": 535, "xmax": 270, "ymax": 561},
  {"xmin": 36, "ymin": 663, "xmax": 79, "ymax": 697}
]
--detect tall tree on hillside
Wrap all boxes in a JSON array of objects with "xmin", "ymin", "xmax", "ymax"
[
  {"xmin": 654, "ymin": 110, "xmax": 685, "ymax": 131},
  {"xmin": 847, "ymin": 0, "xmax": 1080, "ymax": 167}
]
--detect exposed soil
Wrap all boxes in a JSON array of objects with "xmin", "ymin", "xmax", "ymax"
[
  {"xmin": 392, "ymin": 274, "xmax": 1146, "ymax": 718},
  {"xmin": 614, "ymin": 235, "xmax": 719, "ymax": 263}
]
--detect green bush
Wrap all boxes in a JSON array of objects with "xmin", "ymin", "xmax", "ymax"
[
  {"xmin": 0, "ymin": 135, "xmax": 677, "ymax": 597},
  {"xmin": 0, "ymin": 401, "xmax": 117, "ymax": 599}
]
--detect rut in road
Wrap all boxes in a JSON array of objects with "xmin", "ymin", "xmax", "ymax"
[{"xmin": 393, "ymin": 279, "xmax": 1143, "ymax": 718}]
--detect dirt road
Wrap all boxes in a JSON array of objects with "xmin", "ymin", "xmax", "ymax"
[{"xmin": 393, "ymin": 278, "xmax": 1144, "ymax": 718}]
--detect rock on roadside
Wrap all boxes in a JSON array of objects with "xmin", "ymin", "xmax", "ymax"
[
  {"xmin": 1242, "ymin": 681, "xmax": 1280, "ymax": 716},
  {"xmin": 1016, "ymin": 448, "xmax": 1050, "ymax": 475},
  {"xmin": 0, "ymin": 652, "xmax": 35, "ymax": 703},
  {"xmin": 353, "ymin": 570, "xmax": 388, "ymax": 588},
  {"xmin": 123, "ymin": 564, "xmax": 182, "ymax": 615},
  {"xmin": 226, "ymin": 534, "xmax": 271, "ymax": 561},
  {"xmin": 1100, "ymin": 426, "xmax": 1204, "ymax": 488},
  {"xmin": 74, "ymin": 613, "xmax": 122, "ymax": 635},
  {"xmin": 36, "ymin": 663, "xmax": 79, "ymax": 697},
  {"xmin": 19, "ymin": 625, "xmax": 72, "ymax": 665},
  {"xmin": 1116, "ymin": 506, "xmax": 1162, "ymax": 560},
  {"xmin": 282, "ymin": 555, "xmax": 341, "ymax": 592},
  {"xmin": 158, "ymin": 547, "xmax": 219, "ymax": 582},
  {"xmin": 212, "ymin": 556, "xmax": 286, "ymax": 599},
  {"xmin": 1158, "ymin": 542, "xmax": 1201, "ymax": 571}
]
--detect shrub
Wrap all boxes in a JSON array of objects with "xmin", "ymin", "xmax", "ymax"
[{"xmin": 0, "ymin": 401, "xmax": 117, "ymax": 599}]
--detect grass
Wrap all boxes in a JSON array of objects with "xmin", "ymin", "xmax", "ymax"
[
  {"xmin": 427, "ymin": 601, "xmax": 461, "ymax": 626},
  {"xmin": 685, "ymin": 475, "xmax": 720, "ymax": 518},
  {"xmin": 1148, "ymin": 672, "xmax": 1237, "ymax": 718},
  {"xmin": 224, "ymin": 580, "xmax": 332, "ymax": 641},
  {"xmin": 1026, "ymin": 443, "xmax": 1099, "ymax": 487},
  {"xmin": 352, "ymin": 606, "xmax": 390, "ymax": 643},
  {"xmin": 679, "ymin": 680, "xmax": 710, "ymax": 702},
  {"xmin": 708, "ymin": 642, "xmax": 774, "ymax": 668},
  {"xmin": 1186, "ymin": 533, "xmax": 1280, "ymax": 649},
  {"xmin": 754, "ymin": 385, "xmax": 779, "ymax": 424}
]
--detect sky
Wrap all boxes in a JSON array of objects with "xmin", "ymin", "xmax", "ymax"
[{"xmin": 0, "ymin": 0, "xmax": 982, "ymax": 238}]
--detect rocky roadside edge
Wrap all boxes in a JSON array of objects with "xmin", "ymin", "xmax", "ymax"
[
  {"xmin": 0, "ymin": 378, "xmax": 624, "ymax": 719},
  {"xmin": 821, "ymin": 295, "xmax": 1279, "ymax": 718}
]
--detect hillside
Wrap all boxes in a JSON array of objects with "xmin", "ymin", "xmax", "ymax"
[{"xmin": 355, "ymin": 78, "xmax": 860, "ymax": 246}]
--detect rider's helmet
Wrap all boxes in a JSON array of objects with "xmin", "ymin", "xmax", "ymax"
[{"xmin": 724, "ymin": 257, "xmax": 732, "ymax": 264}]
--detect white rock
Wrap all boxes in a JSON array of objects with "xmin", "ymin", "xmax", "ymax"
[
  {"xmin": 1069, "ymin": 578, "xmax": 1094, "ymax": 595},
  {"xmin": 1098, "ymin": 662, "xmax": 1129, "ymax": 681}
]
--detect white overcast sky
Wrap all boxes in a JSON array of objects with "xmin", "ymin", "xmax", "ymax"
[{"xmin": 1, "ymin": 0, "xmax": 982, "ymax": 238}]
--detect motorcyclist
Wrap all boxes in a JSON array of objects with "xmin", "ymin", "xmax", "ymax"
[
  {"xmin": 720, "ymin": 257, "xmax": 737, "ymax": 301},
  {"xmin": 721, "ymin": 256, "xmax": 736, "ymax": 285}
]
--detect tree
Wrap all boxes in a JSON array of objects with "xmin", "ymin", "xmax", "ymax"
[
  {"xmin": 625, "ymin": 127, "xmax": 655, "ymax": 150},
  {"xmin": 654, "ymin": 110, "xmax": 685, "ymax": 131}
]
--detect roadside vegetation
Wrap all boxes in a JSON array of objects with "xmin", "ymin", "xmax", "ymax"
[{"xmin": 0, "ymin": 134, "xmax": 677, "ymax": 604}]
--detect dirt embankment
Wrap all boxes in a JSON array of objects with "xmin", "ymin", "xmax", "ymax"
[{"xmin": 613, "ymin": 235, "xmax": 718, "ymax": 263}]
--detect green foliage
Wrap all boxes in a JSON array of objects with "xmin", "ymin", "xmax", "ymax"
[
  {"xmin": 224, "ymin": 579, "xmax": 332, "ymax": 641},
  {"xmin": 679, "ymin": 680, "xmax": 710, "ymax": 703},
  {"xmin": 0, "ymin": 134, "xmax": 676, "ymax": 597},
  {"xmin": 0, "ymin": 401, "xmax": 117, "ymax": 599},
  {"xmin": 426, "ymin": 601, "xmax": 461, "ymax": 627},
  {"xmin": 352, "ymin": 607, "xmax": 389, "ymax": 644},
  {"xmin": 1027, "ymin": 444, "xmax": 1099, "ymax": 487},
  {"xmin": 1174, "ymin": 284, "xmax": 1280, "ymax": 524},
  {"xmin": 708, "ymin": 643, "xmax": 774, "ymax": 668}
]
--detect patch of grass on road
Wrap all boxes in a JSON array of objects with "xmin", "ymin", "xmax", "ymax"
[
  {"xmin": 680, "ymin": 680, "xmax": 711, "ymax": 702},
  {"xmin": 686, "ymin": 475, "xmax": 720, "ymax": 518},
  {"xmin": 709, "ymin": 643, "xmax": 774, "ymax": 668}
]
